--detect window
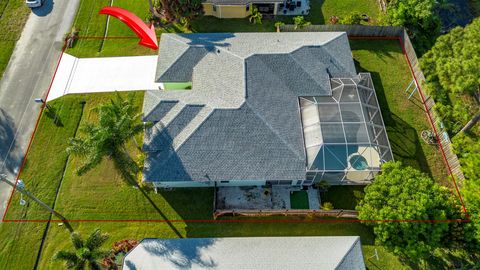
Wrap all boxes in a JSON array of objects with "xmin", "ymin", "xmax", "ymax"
[
  {"xmin": 246, "ymin": 4, "xmax": 250, "ymax": 11},
  {"xmin": 220, "ymin": 180, "xmax": 229, "ymax": 183},
  {"xmin": 213, "ymin": 5, "xmax": 217, "ymax": 11}
]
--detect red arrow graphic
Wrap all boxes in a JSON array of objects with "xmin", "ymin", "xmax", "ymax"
[{"xmin": 99, "ymin": 6, "xmax": 158, "ymax": 50}]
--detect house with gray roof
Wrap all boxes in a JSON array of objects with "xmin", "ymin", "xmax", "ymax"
[
  {"xmin": 123, "ymin": 236, "xmax": 366, "ymax": 270},
  {"xmin": 143, "ymin": 32, "xmax": 392, "ymax": 188},
  {"xmin": 202, "ymin": 0, "xmax": 310, "ymax": 19}
]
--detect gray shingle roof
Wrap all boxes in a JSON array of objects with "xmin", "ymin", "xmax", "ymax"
[
  {"xmin": 144, "ymin": 32, "xmax": 357, "ymax": 183},
  {"xmin": 123, "ymin": 236, "xmax": 366, "ymax": 270}
]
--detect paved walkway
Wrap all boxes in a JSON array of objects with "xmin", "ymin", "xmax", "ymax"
[
  {"xmin": 47, "ymin": 53, "xmax": 160, "ymax": 101},
  {"xmin": 0, "ymin": 0, "xmax": 80, "ymax": 220}
]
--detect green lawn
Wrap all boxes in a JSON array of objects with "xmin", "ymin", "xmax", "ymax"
[
  {"xmin": 290, "ymin": 191, "xmax": 309, "ymax": 209},
  {"xmin": 0, "ymin": 222, "xmax": 46, "ymax": 270},
  {"xmin": 350, "ymin": 40, "xmax": 450, "ymax": 186},
  {"xmin": 322, "ymin": 186, "xmax": 365, "ymax": 210},
  {"xmin": 0, "ymin": 91, "xmax": 406, "ymax": 269},
  {"xmin": 311, "ymin": 0, "xmax": 382, "ymax": 24},
  {"xmin": 0, "ymin": 0, "xmax": 30, "ymax": 78},
  {"xmin": 0, "ymin": 38, "xmax": 460, "ymax": 268}
]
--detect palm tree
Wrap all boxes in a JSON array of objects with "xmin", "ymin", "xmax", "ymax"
[
  {"xmin": 249, "ymin": 7, "xmax": 262, "ymax": 24},
  {"xmin": 67, "ymin": 93, "xmax": 147, "ymax": 181},
  {"xmin": 147, "ymin": 0, "xmax": 162, "ymax": 19},
  {"xmin": 274, "ymin": 21, "xmax": 285, "ymax": 32},
  {"xmin": 53, "ymin": 229, "xmax": 110, "ymax": 270}
]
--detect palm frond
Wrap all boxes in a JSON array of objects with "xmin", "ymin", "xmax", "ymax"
[
  {"xmin": 71, "ymin": 232, "xmax": 84, "ymax": 249},
  {"xmin": 85, "ymin": 229, "xmax": 109, "ymax": 251},
  {"xmin": 87, "ymin": 261, "xmax": 103, "ymax": 270},
  {"xmin": 76, "ymin": 153, "xmax": 104, "ymax": 176},
  {"xmin": 53, "ymin": 250, "xmax": 80, "ymax": 269},
  {"xmin": 67, "ymin": 138, "xmax": 89, "ymax": 156},
  {"xmin": 90, "ymin": 249, "xmax": 113, "ymax": 260}
]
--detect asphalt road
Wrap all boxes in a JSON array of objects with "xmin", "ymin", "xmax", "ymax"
[{"xmin": 0, "ymin": 0, "xmax": 80, "ymax": 220}]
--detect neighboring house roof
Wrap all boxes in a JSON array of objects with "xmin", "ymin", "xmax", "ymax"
[
  {"xmin": 202, "ymin": 0, "xmax": 284, "ymax": 5},
  {"xmin": 143, "ymin": 32, "xmax": 357, "ymax": 183},
  {"xmin": 123, "ymin": 236, "xmax": 366, "ymax": 270}
]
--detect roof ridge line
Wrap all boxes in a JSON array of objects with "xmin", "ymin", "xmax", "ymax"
[
  {"xmin": 168, "ymin": 34, "xmax": 244, "ymax": 60},
  {"xmin": 333, "ymin": 236, "xmax": 363, "ymax": 269}
]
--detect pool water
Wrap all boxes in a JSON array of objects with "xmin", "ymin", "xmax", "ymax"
[{"xmin": 350, "ymin": 154, "xmax": 368, "ymax": 170}]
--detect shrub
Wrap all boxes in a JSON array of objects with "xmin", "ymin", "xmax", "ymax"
[
  {"xmin": 293, "ymin": 16, "xmax": 311, "ymax": 29},
  {"xmin": 321, "ymin": 202, "xmax": 334, "ymax": 210},
  {"xmin": 339, "ymin": 12, "xmax": 363, "ymax": 25}
]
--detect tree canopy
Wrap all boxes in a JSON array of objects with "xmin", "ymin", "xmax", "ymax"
[
  {"xmin": 386, "ymin": 0, "xmax": 441, "ymax": 51},
  {"xmin": 357, "ymin": 161, "xmax": 457, "ymax": 260},
  {"xmin": 420, "ymin": 20, "xmax": 479, "ymax": 240},
  {"xmin": 421, "ymin": 18, "xmax": 480, "ymax": 97},
  {"xmin": 150, "ymin": 0, "xmax": 202, "ymax": 23},
  {"xmin": 420, "ymin": 18, "xmax": 479, "ymax": 135},
  {"xmin": 453, "ymin": 133, "xmax": 480, "ymax": 242}
]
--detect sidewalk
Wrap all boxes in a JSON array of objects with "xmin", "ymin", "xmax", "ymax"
[
  {"xmin": 47, "ymin": 53, "xmax": 160, "ymax": 101},
  {"xmin": 0, "ymin": 0, "xmax": 80, "ymax": 220}
]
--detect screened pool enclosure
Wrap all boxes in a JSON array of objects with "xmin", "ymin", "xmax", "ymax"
[{"xmin": 300, "ymin": 73, "xmax": 393, "ymax": 184}]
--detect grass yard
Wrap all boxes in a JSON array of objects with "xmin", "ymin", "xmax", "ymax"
[
  {"xmin": 311, "ymin": 0, "xmax": 382, "ymax": 24},
  {"xmin": 290, "ymin": 191, "xmax": 309, "ymax": 209},
  {"xmin": 4, "ymin": 95, "xmax": 85, "ymax": 221},
  {"xmin": 0, "ymin": 222, "xmax": 46, "ymax": 270},
  {"xmin": 322, "ymin": 186, "xmax": 365, "ymax": 210},
  {"xmin": 350, "ymin": 39, "xmax": 450, "ymax": 186},
  {"xmin": 0, "ymin": 91, "xmax": 407, "ymax": 269},
  {"xmin": 0, "ymin": 0, "xmax": 30, "ymax": 78}
]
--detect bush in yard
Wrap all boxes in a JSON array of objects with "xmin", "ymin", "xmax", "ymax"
[
  {"xmin": 314, "ymin": 180, "xmax": 330, "ymax": 192},
  {"xmin": 293, "ymin": 16, "xmax": 311, "ymax": 30},
  {"xmin": 353, "ymin": 189, "xmax": 364, "ymax": 203},
  {"xmin": 339, "ymin": 12, "xmax": 363, "ymax": 25},
  {"xmin": 357, "ymin": 161, "xmax": 459, "ymax": 261},
  {"xmin": 321, "ymin": 202, "xmax": 334, "ymax": 210}
]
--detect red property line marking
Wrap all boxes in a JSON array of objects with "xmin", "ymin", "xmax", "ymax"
[
  {"xmin": 1, "ymin": 38, "xmax": 69, "ymax": 222},
  {"xmin": 397, "ymin": 37, "xmax": 469, "ymax": 217},
  {"xmin": 2, "ymin": 219, "xmax": 472, "ymax": 223},
  {"xmin": 1, "ymin": 36, "xmax": 470, "ymax": 223}
]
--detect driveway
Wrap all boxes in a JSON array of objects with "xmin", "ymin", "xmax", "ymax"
[
  {"xmin": 0, "ymin": 0, "xmax": 80, "ymax": 220},
  {"xmin": 48, "ymin": 53, "xmax": 159, "ymax": 101}
]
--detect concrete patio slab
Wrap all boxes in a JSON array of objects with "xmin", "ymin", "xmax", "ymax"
[{"xmin": 216, "ymin": 186, "xmax": 321, "ymax": 210}]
